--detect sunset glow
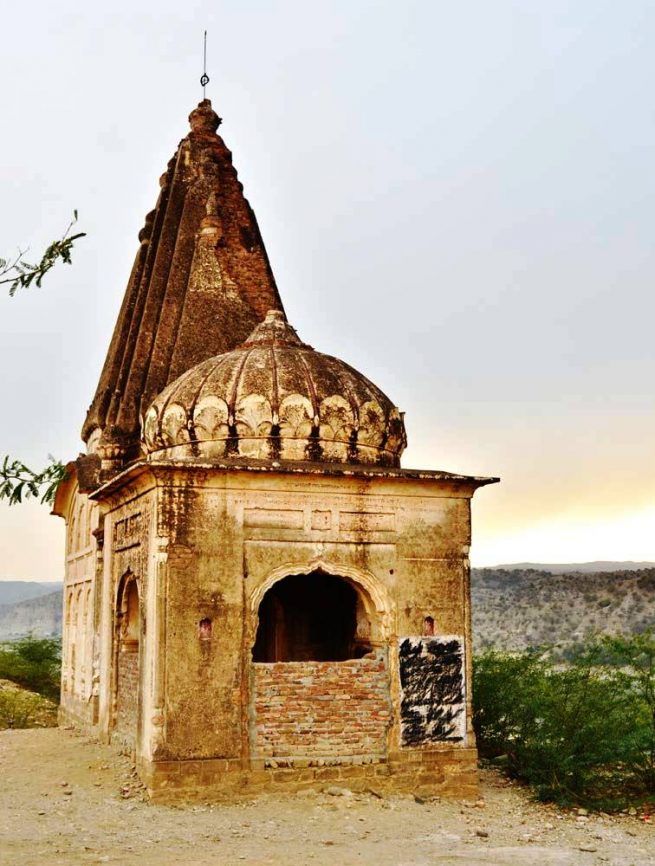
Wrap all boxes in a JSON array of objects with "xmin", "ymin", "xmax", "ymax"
[{"xmin": 2, "ymin": 3, "xmax": 654, "ymax": 581}]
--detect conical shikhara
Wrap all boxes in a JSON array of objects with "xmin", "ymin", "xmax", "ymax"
[
  {"xmin": 83, "ymin": 100, "xmax": 284, "ymax": 463},
  {"xmin": 54, "ymin": 98, "xmax": 497, "ymax": 802}
]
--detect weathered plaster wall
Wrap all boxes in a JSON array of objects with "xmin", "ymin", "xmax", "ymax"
[
  {"xmin": 60, "ymin": 488, "xmax": 99, "ymax": 727},
  {"xmin": 253, "ymin": 654, "xmax": 391, "ymax": 763},
  {"xmin": 81, "ymin": 463, "xmax": 479, "ymax": 798},
  {"xmin": 95, "ymin": 485, "xmax": 155, "ymax": 758},
  {"xmin": 156, "ymin": 483, "xmax": 244, "ymax": 761},
  {"xmin": 148, "ymin": 467, "xmax": 475, "ymax": 775}
]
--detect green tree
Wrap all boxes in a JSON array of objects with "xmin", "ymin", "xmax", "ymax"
[{"xmin": 0, "ymin": 456, "xmax": 66, "ymax": 505}]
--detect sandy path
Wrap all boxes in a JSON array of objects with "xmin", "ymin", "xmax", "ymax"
[{"xmin": 0, "ymin": 728, "xmax": 653, "ymax": 866}]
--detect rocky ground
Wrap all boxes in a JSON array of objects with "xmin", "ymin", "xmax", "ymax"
[{"xmin": 0, "ymin": 728, "xmax": 653, "ymax": 866}]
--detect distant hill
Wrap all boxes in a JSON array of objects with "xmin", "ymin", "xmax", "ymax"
[
  {"xmin": 0, "ymin": 591, "xmax": 62, "ymax": 640},
  {"xmin": 2, "ymin": 566, "xmax": 655, "ymax": 649},
  {"xmin": 472, "ymin": 567, "xmax": 655, "ymax": 652},
  {"xmin": 488, "ymin": 561, "xmax": 655, "ymax": 574},
  {"xmin": 0, "ymin": 581, "xmax": 63, "ymax": 606}
]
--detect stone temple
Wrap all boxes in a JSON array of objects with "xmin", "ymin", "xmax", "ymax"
[{"xmin": 53, "ymin": 99, "xmax": 498, "ymax": 800}]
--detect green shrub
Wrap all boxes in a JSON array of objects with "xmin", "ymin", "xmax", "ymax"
[
  {"xmin": 594, "ymin": 632, "xmax": 655, "ymax": 795},
  {"xmin": 0, "ymin": 636, "xmax": 61, "ymax": 702},
  {"xmin": 0, "ymin": 688, "xmax": 44, "ymax": 729},
  {"xmin": 473, "ymin": 641, "xmax": 652, "ymax": 808}
]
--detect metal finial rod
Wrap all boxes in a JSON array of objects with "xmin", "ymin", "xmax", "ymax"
[{"xmin": 200, "ymin": 30, "xmax": 210, "ymax": 98}]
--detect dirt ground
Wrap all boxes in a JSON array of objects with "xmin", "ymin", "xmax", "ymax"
[{"xmin": 0, "ymin": 729, "xmax": 653, "ymax": 866}]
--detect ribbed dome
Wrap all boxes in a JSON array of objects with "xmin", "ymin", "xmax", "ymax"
[{"xmin": 142, "ymin": 311, "xmax": 406, "ymax": 466}]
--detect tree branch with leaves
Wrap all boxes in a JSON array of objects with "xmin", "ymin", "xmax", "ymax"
[
  {"xmin": 0, "ymin": 213, "xmax": 85, "ymax": 506},
  {"xmin": 0, "ymin": 456, "xmax": 67, "ymax": 506},
  {"xmin": 0, "ymin": 211, "xmax": 85, "ymax": 297}
]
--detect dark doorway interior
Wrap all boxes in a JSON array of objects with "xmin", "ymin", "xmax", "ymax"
[{"xmin": 253, "ymin": 572, "xmax": 361, "ymax": 662}]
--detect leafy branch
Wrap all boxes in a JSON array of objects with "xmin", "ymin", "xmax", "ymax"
[
  {"xmin": 0, "ymin": 212, "xmax": 86, "ymax": 297},
  {"xmin": 0, "ymin": 456, "xmax": 67, "ymax": 506}
]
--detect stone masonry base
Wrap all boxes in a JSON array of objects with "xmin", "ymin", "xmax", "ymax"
[
  {"xmin": 139, "ymin": 748, "xmax": 479, "ymax": 803},
  {"xmin": 58, "ymin": 699, "xmax": 98, "ymax": 731}
]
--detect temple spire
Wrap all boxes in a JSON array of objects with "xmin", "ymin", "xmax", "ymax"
[{"xmin": 82, "ymin": 101, "xmax": 284, "ymax": 466}]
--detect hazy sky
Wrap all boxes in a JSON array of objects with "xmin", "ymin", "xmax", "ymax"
[{"xmin": 1, "ymin": 0, "xmax": 654, "ymax": 580}]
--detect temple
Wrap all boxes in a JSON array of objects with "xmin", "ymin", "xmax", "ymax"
[{"xmin": 53, "ymin": 98, "xmax": 497, "ymax": 800}]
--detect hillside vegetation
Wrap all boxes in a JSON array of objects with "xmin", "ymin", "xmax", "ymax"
[
  {"xmin": 472, "ymin": 567, "xmax": 655, "ymax": 652},
  {"xmin": 0, "ymin": 636, "xmax": 61, "ymax": 729},
  {"xmin": 491, "ymin": 561, "xmax": 655, "ymax": 574},
  {"xmin": 0, "ymin": 636, "xmax": 61, "ymax": 701}
]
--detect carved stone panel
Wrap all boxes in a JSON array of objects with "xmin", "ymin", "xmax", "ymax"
[{"xmin": 113, "ymin": 512, "xmax": 143, "ymax": 551}]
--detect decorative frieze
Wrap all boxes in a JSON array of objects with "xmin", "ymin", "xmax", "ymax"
[{"xmin": 113, "ymin": 512, "xmax": 143, "ymax": 551}]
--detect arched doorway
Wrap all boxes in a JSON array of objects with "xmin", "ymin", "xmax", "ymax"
[
  {"xmin": 114, "ymin": 574, "xmax": 140, "ymax": 750},
  {"xmin": 251, "ymin": 568, "xmax": 391, "ymax": 766},
  {"xmin": 252, "ymin": 571, "xmax": 372, "ymax": 662}
]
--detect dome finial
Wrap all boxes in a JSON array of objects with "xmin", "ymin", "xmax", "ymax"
[
  {"xmin": 189, "ymin": 99, "xmax": 221, "ymax": 134},
  {"xmin": 243, "ymin": 310, "xmax": 304, "ymax": 348}
]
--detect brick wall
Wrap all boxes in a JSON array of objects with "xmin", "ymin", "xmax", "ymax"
[
  {"xmin": 253, "ymin": 654, "xmax": 390, "ymax": 763},
  {"xmin": 116, "ymin": 647, "xmax": 139, "ymax": 742}
]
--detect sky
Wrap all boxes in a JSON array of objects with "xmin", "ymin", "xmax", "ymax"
[{"xmin": 1, "ymin": 0, "xmax": 654, "ymax": 581}]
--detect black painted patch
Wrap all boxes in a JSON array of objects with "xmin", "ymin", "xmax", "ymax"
[{"xmin": 398, "ymin": 636, "xmax": 465, "ymax": 746}]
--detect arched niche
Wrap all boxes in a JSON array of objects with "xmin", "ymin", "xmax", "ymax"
[
  {"xmin": 116, "ymin": 572, "xmax": 140, "ymax": 651},
  {"xmin": 113, "ymin": 571, "xmax": 141, "ymax": 745},
  {"xmin": 69, "ymin": 513, "xmax": 77, "ymax": 552},
  {"xmin": 75, "ymin": 587, "xmax": 86, "ymax": 696}
]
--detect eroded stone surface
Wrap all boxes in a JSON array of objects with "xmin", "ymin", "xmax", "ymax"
[{"xmin": 143, "ymin": 310, "xmax": 407, "ymax": 466}]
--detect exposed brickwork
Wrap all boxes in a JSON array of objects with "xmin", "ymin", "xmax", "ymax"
[
  {"xmin": 253, "ymin": 655, "xmax": 390, "ymax": 762},
  {"xmin": 116, "ymin": 648, "xmax": 138, "ymax": 744}
]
